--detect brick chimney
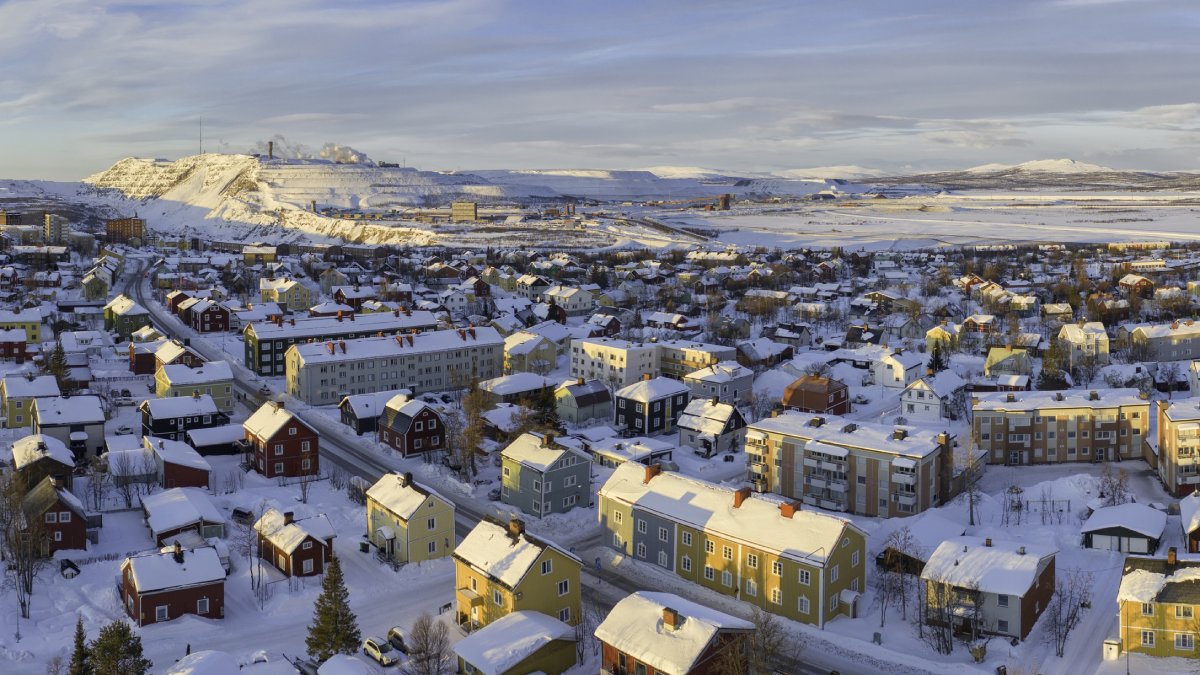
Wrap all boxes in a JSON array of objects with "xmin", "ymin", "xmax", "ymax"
[
  {"xmin": 662, "ymin": 607, "xmax": 681, "ymax": 631},
  {"xmin": 779, "ymin": 501, "xmax": 800, "ymax": 519},
  {"xmin": 1169, "ymin": 546, "xmax": 1178, "ymax": 566},
  {"xmin": 733, "ymin": 487, "xmax": 751, "ymax": 508},
  {"xmin": 643, "ymin": 373, "xmax": 651, "ymax": 381},
  {"xmin": 400, "ymin": 471, "xmax": 412, "ymax": 487},
  {"xmin": 643, "ymin": 463, "xmax": 662, "ymax": 484},
  {"xmin": 173, "ymin": 541, "xmax": 184, "ymax": 564},
  {"xmin": 985, "ymin": 538, "xmax": 992, "ymax": 547},
  {"xmin": 506, "ymin": 518, "xmax": 525, "ymax": 542},
  {"xmin": 284, "ymin": 511, "xmax": 294, "ymax": 525}
]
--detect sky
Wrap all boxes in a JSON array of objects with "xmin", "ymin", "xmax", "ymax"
[{"xmin": 1, "ymin": 0, "xmax": 1199, "ymax": 180}]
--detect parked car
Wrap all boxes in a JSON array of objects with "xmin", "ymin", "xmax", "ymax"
[
  {"xmin": 119, "ymin": 388, "xmax": 132, "ymax": 397},
  {"xmin": 112, "ymin": 396, "xmax": 136, "ymax": 406},
  {"xmin": 439, "ymin": 394, "xmax": 453, "ymax": 404},
  {"xmin": 363, "ymin": 636, "xmax": 400, "ymax": 667},
  {"xmin": 387, "ymin": 626, "xmax": 408, "ymax": 654},
  {"xmin": 488, "ymin": 487, "xmax": 501, "ymax": 501},
  {"xmin": 115, "ymin": 425, "xmax": 133, "ymax": 435},
  {"xmin": 231, "ymin": 507, "xmax": 254, "ymax": 525},
  {"xmin": 852, "ymin": 394, "xmax": 869, "ymax": 405}
]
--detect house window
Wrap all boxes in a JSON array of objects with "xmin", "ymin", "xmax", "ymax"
[
  {"xmin": 851, "ymin": 551, "xmax": 859, "ymax": 567},
  {"xmin": 771, "ymin": 588, "xmax": 782, "ymax": 604},
  {"xmin": 682, "ymin": 531, "xmax": 692, "ymax": 546},
  {"xmin": 557, "ymin": 580, "xmax": 570, "ymax": 596},
  {"xmin": 636, "ymin": 543, "xmax": 646, "ymax": 558},
  {"xmin": 682, "ymin": 556, "xmax": 692, "ymax": 572},
  {"xmin": 1142, "ymin": 630, "xmax": 1155, "ymax": 647},
  {"xmin": 705, "ymin": 540, "xmax": 714, "ymax": 554},
  {"xmin": 658, "ymin": 550, "xmax": 669, "ymax": 567},
  {"xmin": 274, "ymin": 462, "xmax": 284, "ymax": 474},
  {"xmin": 415, "ymin": 421, "xmax": 423, "ymax": 432},
  {"xmin": 428, "ymin": 419, "xmax": 437, "ymax": 430},
  {"xmin": 829, "ymin": 595, "xmax": 839, "ymax": 612},
  {"xmin": 1178, "ymin": 605, "xmax": 1194, "ymax": 619},
  {"xmin": 658, "ymin": 527, "xmax": 668, "ymax": 542},
  {"xmin": 302, "ymin": 541, "xmax": 312, "ymax": 550},
  {"xmin": 274, "ymin": 444, "xmax": 283, "ymax": 455},
  {"xmin": 998, "ymin": 619, "xmax": 1009, "ymax": 634},
  {"xmin": 723, "ymin": 546, "xmax": 732, "ymax": 560},
  {"xmin": 704, "ymin": 565, "xmax": 715, "ymax": 581},
  {"xmin": 998, "ymin": 594, "xmax": 1009, "ymax": 608},
  {"xmin": 503, "ymin": 467, "xmax": 510, "ymax": 477},
  {"xmin": 637, "ymin": 519, "xmax": 647, "ymax": 534},
  {"xmin": 613, "ymin": 510, "xmax": 623, "ymax": 524},
  {"xmin": 54, "ymin": 531, "xmax": 62, "ymax": 541},
  {"xmin": 798, "ymin": 596, "xmax": 810, "ymax": 614},
  {"xmin": 493, "ymin": 590, "xmax": 503, "ymax": 606},
  {"xmin": 301, "ymin": 440, "xmax": 311, "ymax": 452},
  {"xmin": 427, "ymin": 541, "xmax": 437, "ymax": 554},
  {"xmin": 289, "ymin": 427, "xmax": 297, "ymax": 436},
  {"xmin": 747, "ymin": 553, "xmax": 758, "ymax": 569},
  {"xmin": 45, "ymin": 512, "xmax": 57, "ymax": 524},
  {"xmin": 772, "ymin": 561, "xmax": 783, "ymax": 576},
  {"xmin": 1177, "ymin": 633, "xmax": 1195, "ymax": 651},
  {"xmin": 831, "ymin": 565, "xmax": 839, "ymax": 582},
  {"xmin": 559, "ymin": 607, "xmax": 571, "ymax": 623},
  {"xmin": 745, "ymin": 580, "xmax": 757, "ymax": 597},
  {"xmin": 156, "ymin": 606, "xmax": 169, "ymax": 622},
  {"xmin": 1143, "ymin": 603, "xmax": 1155, "ymax": 616},
  {"xmin": 799, "ymin": 569, "xmax": 811, "ymax": 586},
  {"xmin": 303, "ymin": 559, "xmax": 314, "ymax": 574},
  {"xmin": 541, "ymin": 560, "xmax": 553, "ymax": 575},
  {"xmin": 722, "ymin": 571, "xmax": 733, "ymax": 587}
]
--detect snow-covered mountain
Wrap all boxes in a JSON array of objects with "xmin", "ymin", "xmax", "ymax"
[
  {"xmin": 964, "ymin": 158, "xmax": 1116, "ymax": 174},
  {"xmin": 775, "ymin": 165, "xmax": 885, "ymax": 180},
  {"xmin": 877, "ymin": 158, "xmax": 1196, "ymax": 191}
]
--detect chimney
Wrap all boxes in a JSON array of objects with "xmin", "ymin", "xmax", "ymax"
[
  {"xmin": 1169, "ymin": 547, "xmax": 1178, "ymax": 566},
  {"xmin": 1089, "ymin": 390, "xmax": 1099, "ymax": 401},
  {"xmin": 337, "ymin": 310, "xmax": 343, "ymax": 322},
  {"xmin": 339, "ymin": 341, "xmax": 346, "ymax": 354},
  {"xmin": 643, "ymin": 463, "xmax": 662, "ymax": 484},
  {"xmin": 327, "ymin": 342, "xmax": 335, "ymax": 355},
  {"xmin": 779, "ymin": 501, "xmax": 800, "ymax": 519},
  {"xmin": 1017, "ymin": 546, "xmax": 1026, "ymax": 555},
  {"xmin": 892, "ymin": 428, "xmax": 907, "ymax": 441},
  {"xmin": 173, "ymin": 541, "xmax": 184, "ymax": 564},
  {"xmin": 192, "ymin": 390, "xmax": 200, "ymax": 399},
  {"xmin": 643, "ymin": 373, "xmax": 651, "ymax": 381},
  {"xmin": 468, "ymin": 327, "xmax": 475, "ymax": 339},
  {"xmin": 732, "ymin": 487, "xmax": 751, "ymax": 508},
  {"xmin": 506, "ymin": 518, "xmax": 525, "ymax": 542},
  {"xmin": 267, "ymin": 140, "xmax": 274, "ymax": 160},
  {"xmin": 577, "ymin": 377, "xmax": 585, "ymax": 386},
  {"xmin": 290, "ymin": 318, "xmax": 295, "ymax": 326},
  {"xmin": 400, "ymin": 471, "xmax": 412, "ymax": 487},
  {"xmin": 283, "ymin": 511, "xmax": 294, "ymax": 525},
  {"xmin": 662, "ymin": 607, "xmax": 681, "ymax": 631},
  {"xmin": 1006, "ymin": 392, "xmax": 1016, "ymax": 402},
  {"xmin": 985, "ymin": 538, "xmax": 992, "ymax": 547},
  {"xmin": 541, "ymin": 432, "xmax": 555, "ymax": 447},
  {"xmin": 272, "ymin": 400, "xmax": 285, "ymax": 412},
  {"xmin": 349, "ymin": 312, "xmax": 354, "ymax": 322}
]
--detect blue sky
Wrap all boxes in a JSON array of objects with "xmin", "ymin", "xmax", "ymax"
[{"xmin": 1, "ymin": 0, "xmax": 1198, "ymax": 179}]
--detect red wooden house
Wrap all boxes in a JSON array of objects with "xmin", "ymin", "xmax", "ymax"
[
  {"xmin": 595, "ymin": 592, "xmax": 752, "ymax": 675},
  {"xmin": 120, "ymin": 544, "xmax": 225, "ymax": 626},
  {"xmin": 149, "ymin": 438, "xmax": 213, "ymax": 489},
  {"xmin": 22, "ymin": 476, "xmax": 87, "ymax": 554},
  {"xmin": 243, "ymin": 401, "xmax": 319, "ymax": 478},
  {"xmin": 253, "ymin": 508, "xmax": 335, "ymax": 577},
  {"xmin": 377, "ymin": 397, "xmax": 444, "ymax": 458},
  {"xmin": 0, "ymin": 328, "xmax": 28, "ymax": 362},
  {"xmin": 186, "ymin": 299, "xmax": 230, "ymax": 334}
]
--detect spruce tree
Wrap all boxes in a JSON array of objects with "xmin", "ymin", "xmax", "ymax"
[
  {"xmin": 928, "ymin": 341, "xmax": 947, "ymax": 373},
  {"xmin": 49, "ymin": 338, "xmax": 68, "ymax": 389},
  {"xmin": 89, "ymin": 620, "xmax": 151, "ymax": 675},
  {"xmin": 305, "ymin": 555, "xmax": 361, "ymax": 662},
  {"xmin": 68, "ymin": 615, "xmax": 90, "ymax": 675}
]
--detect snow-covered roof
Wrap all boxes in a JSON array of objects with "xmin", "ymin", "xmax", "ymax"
[
  {"xmin": 749, "ymin": 411, "xmax": 944, "ymax": 460},
  {"xmin": 159, "ymin": 361, "xmax": 233, "ymax": 386},
  {"xmin": 146, "ymin": 437, "xmax": 212, "ymax": 472},
  {"xmin": 32, "ymin": 396, "xmax": 104, "ymax": 425},
  {"xmin": 587, "ymin": 435, "xmax": 674, "ymax": 462},
  {"xmin": 594, "ymin": 591, "xmax": 753, "ymax": 675},
  {"xmin": 1183, "ymin": 492, "xmax": 1200, "ymax": 536},
  {"xmin": 921, "ymin": 536, "xmax": 1056, "ymax": 596},
  {"xmin": 683, "ymin": 360, "xmax": 752, "ymax": 383},
  {"xmin": 141, "ymin": 394, "xmax": 220, "ymax": 419},
  {"xmin": 142, "ymin": 488, "xmax": 224, "ymax": 536},
  {"xmin": 247, "ymin": 309, "xmax": 438, "ymax": 340},
  {"xmin": 907, "ymin": 370, "xmax": 966, "ymax": 399},
  {"xmin": 973, "ymin": 388, "xmax": 1146, "ymax": 412},
  {"xmin": 123, "ymin": 546, "xmax": 224, "ymax": 593},
  {"xmin": 615, "ymin": 376, "xmax": 690, "ymax": 403},
  {"xmin": 254, "ymin": 508, "xmax": 335, "ymax": 554},
  {"xmin": 186, "ymin": 424, "xmax": 245, "ymax": 447},
  {"xmin": 453, "ymin": 611, "xmax": 575, "ymax": 675},
  {"xmin": 501, "ymin": 432, "xmax": 589, "ymax": 473},
  {"xmin": 676, "ymin": 399, "xmax": 739, "ymax": 438},
  {"xmin": 478, "ymin": 372, "xmax": 555, "ymax": 396},
  {"xmin": 316, "ymin": 655, "xmax": 379, "ymax": 675},
  {"xmin": 244, "ymin": 402, "xmax": 309, "ymax": 440},
  {"xmin": 341, "ymin": 388, "xmax": 412, "ymax": 419},
  {"xmin": 366, "ymin": 472, "xmax": 450, "ymax": 521},
  {"xmin": 454, "ymin": 520, "xmax": 579, "ymax": 589},
  {"xmin": 1081, "ymin": 503, "xmax": 1166, "ymax": 539},
  {"xmin": 11, "ymin": 434, "xmax": 73, "ymax": 469},
  {"xmin": 600, "ymin": 463, "xmax": 858, "ymax": 567},
  {"xmin": 290, "ymin": 326, "xmax": 502, "ymax": 365},
  {"xmin": 1118, "ymin": 559, "xmax": 1200, "ymax": 603}
]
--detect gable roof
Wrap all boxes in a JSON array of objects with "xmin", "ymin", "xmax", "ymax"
[
  {"xmin": 2, "ymin": 374, "xmax": 61, "ymax": 399},
  {"xmin": 142, "ymin": 488, "xmax": 224, "ymax": 536},
  {"xmin": 922, "ymin": 536, "xmax": 1056, "ymax": 596},
  {"xmin": 501, "ymin": 432, "xmax": 589, "ymax": 473},
  {"xmin": 453, "ymin": 611, "xmax": 575, "ymax": 675},
  {"xmin": 1081, "ymin": 502, "xmax": 1166, "ymax": 539},
  {"xmin": 123, "ymin": 546, "xmax": 225, "ymax": 593},
  {"xmin": 454, "ymin": 519, "xmax": 580, "ymax": 589},
  {"xmin": 254, "ymin": 508, "xmax": 335, "ymax": 554},
  {"xmin": 244, "ymin": 402, "xmax": 312, "ymax": 440},
  {"xmin": 366, "ymin": 473, "xmax": 450, "ymax": 521},
  {"xmin": 12, "ymin": 434, "xmax": 74, "ymax": 469}
]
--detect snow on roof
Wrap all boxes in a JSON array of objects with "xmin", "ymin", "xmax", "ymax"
[
  {"xmin": 244, "ymin": 402, "xmax": 309, "ymax": 440},
  {"xmin": 146, "ymin": 437, "xmax": 212, "ymax": 472},
  {"xmin": 255, "ymin": 508, "xmax": 335, "ymax": 554},
  {"xmin": 366, "ymin": 473, "xmax": 450, "ymax": 521},
  {"xmin": 160, "ymin": 361, "xmax": 233, "ymax": 386},
  {"xmin": 501, "ymin": 432, "xmax": 589, "ymax": 473},
  {"xmin": 615, "ymin": 376, "xmax": 690, "ymax": 402},
  {"xmin": 141, "ymin": 394, "xmax": 220, "ymax": 418},
  {"xmin": 164, "ymin": 650, "xmax": 240, "ymax": 675},
  {"xmin": 503, "ymin": 331, "xmax": 549, "ymax": 355},
  {"xmin": 1183, "ymin": 493, "xmax": 1200, "ymax": 536},
  {"xmin": 973, "ymin": 388, "xmax": 1147, "ymax": 411},
  {"xmin": 103, "ymin": 294, "xmax": 148, "ymax": 315},
  {"xmin": 478, "ymin": 372, "xmax": 555, "ymax": 396},
  {"xmin": 1117, "ymin": 563, "xmax": 1200, "ymax": 603},
  {"xmin": 453, "ymin": 610, "xmax": 575, "ymax": 675},
  {"xmin": 594, "ymin": 591, "xmax": 752, "ymax": 675},
  {"xmin": 749, "ymin": 411, "xmax": 943, "ymax": 459},
  {"xmin": 142, "ymin": 488, "xmax": 224, "ymax": 536},
  {"xmin": 1133, "ymin": 321, "xmax": 1200, "ymax": 339},
  {"xmin": 676, "ymin": 399, "xmax": 739, "ymax": 438},
  {"xmin": 123, "ymin": 546, "xmax": 224, "ymax": 593},
  {"xmin": 341, "ymin": 388, "xmax": 412, "ymax": 418},
  {"xmin": 587, "ymin": 435, "xmax": 674, "ymax": 462},
  {"xmin": 481, "ymin": 403, "xmax": 524, "ymax": 431},
  {"xmin": 11, "ymin": 434, "xmax": 73, "ymax": 469},
  {"xmin": 186, "ymin": 424, "xmax": 245, "ymax": 447},
  {"xmin": 316, "ymin": 655, "xmax": 379, "ymax": 675},
  {"xmin": 600, "ymin": 463, "xmax": 856, "ymax": 567},
  {"xmin": 1081, "ymin": 503, "xmax": 1166, "ymax": 539},
  {"xmin": 291, "ymin": 326, "xmax": 502, "ymax": 365},
  {"xmin": 908, "ymin": 370, "xmax": 966, "ymax": 399},
  {"xmin": 454, "ymin": 520, "xmax": 579, "ymax": 589},
  {"xmin": 247, "ymin": 309, "xmax": 438, "ymax": 340},
  {"xmin": 921, "ymin": 536, "xmax": 1056, "ymax": 596},
  {"xmin": 683, "ymin": 360, "xmax": 751, "ymax": 383},
  {"xmin": 33, "ymin": 396, "xmax": 104, "ymax": 425}
]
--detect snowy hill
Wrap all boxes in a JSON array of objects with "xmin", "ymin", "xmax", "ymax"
[
  {"xmin": 775, "ymin": 165, "xmax": 885, "ymax": 180},
  {"xmin": 964, "ymin": 159, "xmax": 1116, "ymax": 175}
]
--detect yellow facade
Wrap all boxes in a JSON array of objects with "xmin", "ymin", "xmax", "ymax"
[
  {"xmin": 0, "ymin": 318, "xmax": 40, "ymax": 343},
  {"xmin": 454, "ymin": 544, "xmax": 581, "ymax": 631},
  {"xmin": 1121, "ymin": 599, "xmax": 1200, "ymax": 658},
  {"xmin": 154, "ymin": 370, "xmax": 235, "ymax": 414},
  {"xmin": 366, "ymin": 491, "xmax": 455, "ymax": 564},
  {"xmin": 457, "ymin": 638, "xmax": 576, "ymax": 675}
]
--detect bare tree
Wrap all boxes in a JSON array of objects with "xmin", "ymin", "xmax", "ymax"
[
  {"xmin": 402, "ymin": 613, "xmax": 451, "ymax": 675},
  {"xmin": 877, "ymin": 526, "xmax": 919, "ymax": 624},
  {"xmin": 234, "ymin": 500, "xmax": 268, "ymax": 592},
  {"xmin": 918, "ymin": 581, "xmax": 955, "ymax": 655},
  {"xmin": 956, "ymin": 441, "xmax": 986, "ymax": 527},
  {"xmin": 1098, "ymin": 462, "xmax": 1130, "ymax": 507},
  {"xmin": 108, "ymin": 452, "xmax": 139, "ymax": 509},
  {"xmin": 1044, "ymin": 568, "xmax": 1093, "ymax": 658},
  {"xmin": 298, "ymin": 470, "xmax": 316, "ymax": 505},
  {"xmin": 0, "ymin": 471, "xmax": 50, "ymax": 619},
  {"xmin": 718, "ymin": 606, "xmax": 804, "ymax": 674},
  {"xmin": 84, "ymin": 459, "xmax": 111, "ymax": 511}
]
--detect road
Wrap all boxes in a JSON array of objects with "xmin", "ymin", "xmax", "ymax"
[{"xmin": 129, "ymin": 260, "xmax": 868, "ymax": 674}]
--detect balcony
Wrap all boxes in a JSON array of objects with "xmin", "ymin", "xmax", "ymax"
[
  {"xmin": 802, "ymin": 493, "xmax": 847, "ymax": 511},
  {"xmin": 827, "ymin": 479, "xmax": 848, "ymax": 493},
  {"xmin": 806, "ymin": 476, "xmax": 828, "ymax": 489},
  {"xmin": 803, "ymin": 456, "xmax": 822, "ymax": 469},
  {"xmin": 820, "ymin": 460, "xmax": 845, "ymax": 472},
  {"xmin": 892, "ymin": 472, "xmax": 917, "ymax": 486},
  {"xmin": 896, "ymin": 492, "xmax": 918, "ymax": 506},
  {"xmin": 1180, "ymin": 474, "xmax": 1200, "ymax": 486}
]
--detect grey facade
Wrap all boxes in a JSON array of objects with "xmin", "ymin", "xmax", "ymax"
[
  {"xmin": 628, "ymin": 509, "xmax": 678, "ymax": 572},
  {"xmin": 500, "ymin": 433, "xmax": 592, "ymax": 517}
]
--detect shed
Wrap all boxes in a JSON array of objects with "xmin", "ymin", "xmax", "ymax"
[{"xmin": 1081, "ymin": 503, "xmax": 1166, "ymax": 554}]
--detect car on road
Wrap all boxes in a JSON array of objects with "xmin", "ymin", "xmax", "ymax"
[
  {"xmin": 112, "ymin": 396, "xmax": 137, "ymax": 406},
  {"xmin": 852, "ymin": 394, "xmax": 870, "ymax": 405},
  {"xmin": 258, "ymin": 385, "xmax": 271, "ymax": 396},
  {"xmin": 386, "ymin": 626, "xmax": 408, "ymax": 654},
  {"xmin": 488, "ymin": 487, "xmax": 501, "ymax": 501},
  {"xmin": 115, "ymin": 425, "xmax": 133, "ymax": 435},
  {"xmin": 362, "ymin": 636, "xmax": 400, "ymax": 667}
]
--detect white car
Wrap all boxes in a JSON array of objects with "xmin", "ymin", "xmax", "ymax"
[{"xmin": 362, "ymin": 636, "xmax": 400, "ymax": 667}]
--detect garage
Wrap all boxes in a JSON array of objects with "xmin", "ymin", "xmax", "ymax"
[{"xmin": 1080, "ymin": 503, "xmax": 1166, "ymax": 554}]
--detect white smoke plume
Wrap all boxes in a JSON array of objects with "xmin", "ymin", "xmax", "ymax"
[{"xmin": 249, "ymin": 135, "xmax": 374, "ymax": 165}]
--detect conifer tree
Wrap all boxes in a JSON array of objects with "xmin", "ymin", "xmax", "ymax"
[
  {"xmin": 305, "ymin": 555, "xmax": 361, "ymax": 662},
  {"xmin": 89, "ymin": 620, "xmax": 151, "ymax": 675},
  {"xmin": 928, "ymin": 341, "xmax": 947, "ymax": 373},
  {"xmin": 49, "ymin": 338, "xmax": 68, "ymax": 389},
  {"xmin": 68, "ymin": 615, "xmax": 90, "ymax": 675}
]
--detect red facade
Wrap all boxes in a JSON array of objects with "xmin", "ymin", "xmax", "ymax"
[
  {"xmin": 161, "ymin": 461, "xmax": 211, "ymax": 490},
  {"xmin": 0, "ymin": 337, "xmax": 28, "ymax": 362},
  {"xmin": 36, "ymin": 495, "xmax": 87, "ymax": 553},
  {"xmin": 600, "ymin": 631, "xmax": 747, "ymax": 675},
  {"xmin": 190, "ymin": 305, "xmax": 230, "ymax": 333},
  {"xmin": 121, "ymin": 569, "xmax": 224, "ymax": 627},
  {"xmin": 249, "ymin": 417, "xmax": 320, "ymax": 478},
  {"xmin": 259, "ymin": 532, "xmax": 332, "ymax": 577},
  {"xmin": 378, "ymin": 405, "xmax": 444, "ymax": 458}
]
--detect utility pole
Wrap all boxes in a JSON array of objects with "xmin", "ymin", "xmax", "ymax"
[{"xmin": 199, "ymin": 116, "xmax": 203, "ymax": 155}]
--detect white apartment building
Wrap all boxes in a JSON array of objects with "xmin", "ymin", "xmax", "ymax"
[
  {"xmin": 1057, "ymin": 322, "xmax": 1110, "ymax": 370},
  {"xmin": 285, "ymin": 327, "xmax": 503, "ymax": 404},
  {"xmin": 1155, "ymin": 399, "xmax": 1200, "ymax": 497},
  {"xmin": 568, "ymin": 338, "xmax": 659, "ymax": 389}
]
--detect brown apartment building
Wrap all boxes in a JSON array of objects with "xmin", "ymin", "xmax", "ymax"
[
  {"xmin": 782, "ymin": 375, "xmax": 850, "ymax": 415},
  {"xmin": 746, "ymin": 411, "xmax": 954, "ymax": 518},
  {"xmin": 1155, "ymin": 400, "xmax": 1200, "ymax": 496},
  {"xmin": 107, "ymin": 217, "xmax": 146, "ymax": 244},
  {"xmin": 972, "ymin": 388, "xmax": 1148, "ymax": 466}
]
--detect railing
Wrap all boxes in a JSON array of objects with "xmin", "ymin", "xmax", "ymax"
[{"xmin": 892, "ymin": 472, "xmax": 917, "ymax": 486}]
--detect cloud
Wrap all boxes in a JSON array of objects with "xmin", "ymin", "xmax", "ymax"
[
  {"xmin": 651, "ymin": 97, "xmax": 775, "ymax": 114},
  {"xmin": 1126, "ymin": 103, "xmax": 1200, "ymax": 131}
]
